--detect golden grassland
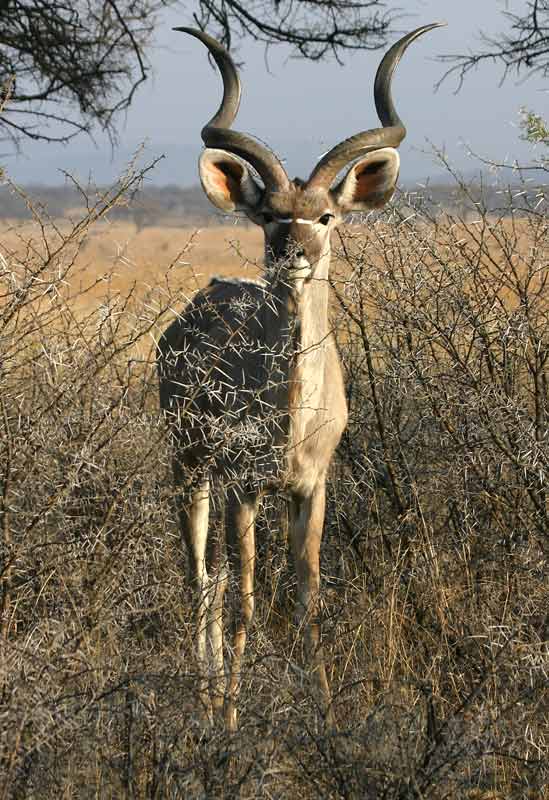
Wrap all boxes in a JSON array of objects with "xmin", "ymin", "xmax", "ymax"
[
  {"xmin": 1, "ymin": 218, "xmax": 264, "ymax": 310},
  {"xmin": 1, "ymin": 213, "xmax": 546, "ymax": 366},
  {"xmin": 1, "ymin": 212, "xmax": 545, "ymax": 303}
]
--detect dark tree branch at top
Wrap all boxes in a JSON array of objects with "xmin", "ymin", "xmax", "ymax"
[
  {"xmin": 0, "ymin": 0, "xmax": 398, "ymax": 151},
  {"xmin": 192, "ymin": 0, "xmax": 395, "ymax": 61},
  {"xmin": 0, "ymin": 0, "xmax": 163, "ymax": 148}
]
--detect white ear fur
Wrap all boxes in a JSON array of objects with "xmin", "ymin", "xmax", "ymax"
[
  {"xmin": 198, "ymin": 149, "xmax": 262, "ymax": 213},
  {"xmin": 334, "ymin": 147, "xmax": 400, "ymax": 212}
]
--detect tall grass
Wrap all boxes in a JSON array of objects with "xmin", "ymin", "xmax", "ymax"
[{"xmin": 0, "ymin": 166, "xmax": 547, "ymax": 799}]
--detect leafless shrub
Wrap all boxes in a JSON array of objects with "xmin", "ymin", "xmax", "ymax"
[
  {"xmin": 328, "ymin": 172, "xmax": 548, "ymax": 797},
  {"xmin": 0, "ymin": 164, "xmax": 547, "ymax": 798}
]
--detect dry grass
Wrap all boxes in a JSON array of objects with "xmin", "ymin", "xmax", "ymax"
[
  {"xmin": 1, "ymin": 213, "xmax": 542, "ymax": 317},
  {"xmin": 1, "ymin": 176, "xmax": 548, "ymax": 799},
  {"xmin": 0, "ymin": 218, "xmax": 264, "ymax": 312}
]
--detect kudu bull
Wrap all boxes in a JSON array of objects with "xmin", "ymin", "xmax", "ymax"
[{"xmin": 158, "ymin": 23, "xmax": 443, "ymax": 730}]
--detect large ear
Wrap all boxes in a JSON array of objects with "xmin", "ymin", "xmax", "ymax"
[
  {"xmin": 333, "ymin": 147, "xmax": 400, "ymax": 213},
  {"xmin": 198, "ymin": 148, "xmax": 263, "ymax": 213}
]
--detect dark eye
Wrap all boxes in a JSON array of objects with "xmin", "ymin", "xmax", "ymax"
[
  {"xmin": 319, "ymin": 213, "xmax": 333, "ymax": 226},
  {"xmin": 263, "ymin": 212, "xmax": 274, "ymax": 224}
]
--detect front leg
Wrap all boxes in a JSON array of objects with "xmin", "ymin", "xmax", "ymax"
[{"xmin": 289, "ymin": 479, "xmax": 333, "ymax": 724}]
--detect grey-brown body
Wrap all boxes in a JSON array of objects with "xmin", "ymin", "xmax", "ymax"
[
  {"xmin": 158, "ymin": 22, "xmax": 443, "ymax": 729},
  {"xmin": 158, "ymin": 263, "xmax": 346, "ymax": 495}
]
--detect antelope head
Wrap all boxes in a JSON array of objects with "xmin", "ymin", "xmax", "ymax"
[{"xmin": 177, "ymin": 24, "xmax": 444, "ymax": 292}]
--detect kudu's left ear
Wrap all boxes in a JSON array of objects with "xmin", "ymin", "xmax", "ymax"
[
  {"xmin": 199, "ymin": 149, "xmax": 263, "ymax": 213},
  {"xmin": 333, "ymin": 147, "xmax": 400, "ymax": 212}
]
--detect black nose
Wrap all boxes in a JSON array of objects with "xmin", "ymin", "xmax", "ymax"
[{"xmin": 295, "ymin": 247, "xmax": 305, "ymax": 258}]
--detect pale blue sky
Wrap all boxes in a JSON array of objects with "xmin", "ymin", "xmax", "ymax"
[{"xmin": 6, "ymin": 0, "xmax": 548, "ymax": 186}]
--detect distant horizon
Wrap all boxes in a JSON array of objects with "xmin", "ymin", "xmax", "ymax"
[{"xmin": 5, "ymin": 140, "xmax": 546, "ymax": 191}]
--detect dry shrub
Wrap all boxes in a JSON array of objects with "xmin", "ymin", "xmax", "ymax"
[
  {"xmin": 328, "ymin": 180, "xmax": 548, "ymax": 797},
  {"xmin": 0, "ymin": 166, "xmax": 547, "ymax": 799}
]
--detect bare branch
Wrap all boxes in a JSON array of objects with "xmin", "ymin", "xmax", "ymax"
[
  {"xmin": 438, "ymin": 0, "xmax": 549, "ymax": 87},
  {"xmin": 0, "ymin": 0, "xmax": 399, "ymax": 150}
]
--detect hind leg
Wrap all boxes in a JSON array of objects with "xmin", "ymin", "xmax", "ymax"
[
  {"xmin": 174, "ymin": 466, "xmax": 213, "ymax": 721},
  {"xmin": 206, "ymin": 522, "xmax": 228, "ymax": 717},
  {"xmin": 225, "ymin": 490, "xmax": 258, "ymax": 731}
]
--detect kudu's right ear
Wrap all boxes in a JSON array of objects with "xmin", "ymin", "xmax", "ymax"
[{"xmin": 199, "ymin": 149, "xmax": 263, "ymax": 213}]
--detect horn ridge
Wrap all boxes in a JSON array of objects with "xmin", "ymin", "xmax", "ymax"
[
  {"xmin": 174, "ymin": 27, "xmax": 241, "ymax": 130},
  {"xmin": 374, "ymin": 22, "xmax": 446, "ymax": 130},
  {"xmin": 307, "ymin": 22, "xmax": 446, "ymax": 190},
  {"xmin": 175, "ymin": 27, "xmax": 289, "ymax": 192}
]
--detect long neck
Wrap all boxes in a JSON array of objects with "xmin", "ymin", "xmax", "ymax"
[
  {"xmin": 261, "ymin": 245, "xmax": 333, "ymax": 427},
  {"xmin": 297, "ymin": 249, "xmax": 331, "ymax": 351},
  {"xmin": 262, "ymin": 244, "xmax": 332, "ymax": 353}
]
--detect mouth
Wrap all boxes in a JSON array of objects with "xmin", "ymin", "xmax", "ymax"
[{"xmin": 287, "ymin": 258, "xmax": 312, "ymax": 281}]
